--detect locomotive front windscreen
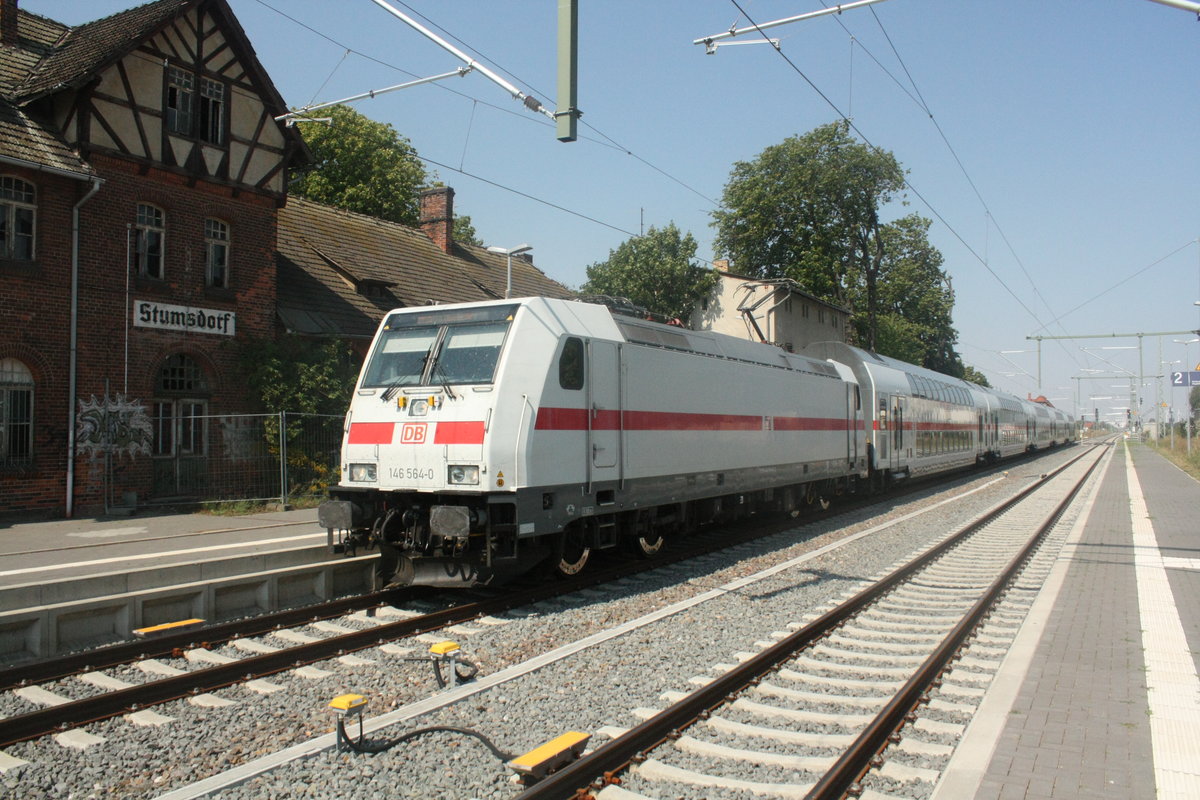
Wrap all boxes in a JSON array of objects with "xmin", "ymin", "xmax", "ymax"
[{"xmin": 361, "ymin": 304, "xmax": 519, "ymax": 389}]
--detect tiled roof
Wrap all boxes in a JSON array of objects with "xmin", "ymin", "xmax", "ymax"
[
  {"xmin": 0, "ymin": 9, "xmax": 67, "ymax": 92},
  {"xmin": 8, "ymin": 0, "xmax": 194, "ymax": 101},
  {"xmin": 0, "ymin": 99, "xmax": 93, "ymax": 177},
  {"xmin": 277, "ymin": 197, "xmax": 574, "ymax": 338}
]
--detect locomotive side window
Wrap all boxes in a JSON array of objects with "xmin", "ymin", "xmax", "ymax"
[{"xmin": 559, "ymin": 337, "xmax": 584, "ymax": 390}]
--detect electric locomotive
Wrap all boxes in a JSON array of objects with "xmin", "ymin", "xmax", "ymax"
[
  {"xmin": 319, "ymin": 296, "xmax": 867, "ymax": 587},
  {"xmin": 320, "ymin": 296, "xmax": 1074, "ymax": 588}
]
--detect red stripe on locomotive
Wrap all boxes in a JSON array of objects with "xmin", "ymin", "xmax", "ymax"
[
  {"xmin": 433, "ymin": 421, "xmax": 486, "ymax": 445},
  {"xmin": 535, "ymin": 407, "xmax": 851, "ymax": 432},
  {"xmin": 347, "ymin": 422, "xmax": 395, "ymax": 444}
]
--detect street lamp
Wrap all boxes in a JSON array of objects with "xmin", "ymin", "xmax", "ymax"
[
  {"xmin": 486, "ymin": 243, "xmax": 532, "ymax": 299},
  {"xmin": 1177, "ymin": 338, "xmax": 1200, "ymax": 371}
]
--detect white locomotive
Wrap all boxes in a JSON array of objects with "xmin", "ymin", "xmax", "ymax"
[{"xmin": 318, "ymin": 297, "xmax": 1073, "ymax": 587}]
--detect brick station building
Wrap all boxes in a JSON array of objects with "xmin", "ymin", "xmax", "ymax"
[
  {"xmin": 0, "ymin": 0, "xmax": 572, "ymax": 517},
  {"xmin": 0, "ymin": 0, "xmax": 306, "ymax": 515}
]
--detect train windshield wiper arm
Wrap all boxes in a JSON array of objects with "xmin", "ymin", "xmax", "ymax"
[{"xmin": 381, "ymin": 378, "xmax": 405, "ymax": 402}]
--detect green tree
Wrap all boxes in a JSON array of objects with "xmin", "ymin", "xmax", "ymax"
[
  {"xmin": 713, "ymin": 121, "xmax": 906, "ymax": 351},
  {"xmin": 454, "ymin": 215, "xmax": 483, "ymax": 247},
  {"xmin": 238, "ymin": 335, "xmax": 358, "ymax": 416},
  {"xmin": 581, "ymin": 223, "xmax": 717, "ymax": 321},
  {"xmin": 865, "ymin": 214, "xmax": 960, "ymax": 373},
  {"xmin": 292, "ymin": 105, "xmax": 428, "ymax": 225},
  {"xmin": 237, "ymin": 336, "xmax": 360, "ymax": 498},
  {"xmin": 961, "ymin": 365, "xmax": 991, "ymax": 388}
]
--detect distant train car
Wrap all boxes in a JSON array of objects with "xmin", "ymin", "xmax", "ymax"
[
  {"xmin": 804, "ymin": 343, "xmax": 987, "ymax": 484},
  {"xmin": 320, "ymin": 297, "xmax": 1073, "ymax": 587}
]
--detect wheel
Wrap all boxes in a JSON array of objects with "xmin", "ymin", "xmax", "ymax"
[
  {"xmin": 624, "ymin": 510, "xmax": 665, "ymax": 558},
  {"xmin": 555, "ymin": 525, "xmax": 591, "ymax": 577},
  {"xmin": 630, "ymin": 532, "xmax": 665, "ymax": 558}
]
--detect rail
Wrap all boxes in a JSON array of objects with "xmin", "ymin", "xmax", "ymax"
[{"xmin": 514, "ymin": 442, "xmax": 1104, "ymax": 800}]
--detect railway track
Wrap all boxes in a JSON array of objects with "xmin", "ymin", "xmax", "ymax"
[
  {"xmin": 1, "ymin": 450, "xmax": 1037, "ymax": 750},
  {"xmin": 515, "ymin": 441, "xmax": 1107, "ymax": 800},
  {"xmin": 0, "ymin": 444, "xmax": 1096, "ymax": 800}
]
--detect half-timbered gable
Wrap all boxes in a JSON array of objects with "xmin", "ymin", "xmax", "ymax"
[{"xmin": 14, "ymin": 0, "xmax": 300, "ymax": 198}]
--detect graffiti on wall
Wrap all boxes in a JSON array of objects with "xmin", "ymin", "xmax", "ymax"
[{"xmin": 76, "ymin": 393, "xmax": 153, "ymax": 460}]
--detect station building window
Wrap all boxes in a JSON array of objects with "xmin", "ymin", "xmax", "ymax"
[
  {"xmin": 166, "ymin": 66, "xmax": 225, "ymax": 145},
  {"xmin": 135, "ymin": 203, "xmax": 165, "ymax": 279},
  {"xmin": 0, "ymin": 358, "xmax": 34, "ymax": 467},
  {"xmin": 198, "ymin": 77, "xmax": 225, "ymax": 144},
  {"xmin": 166, "ymin": 67, "xmax": 194, "ymax": 136},
  {"xmin": 205, "ymin": 218, "xmax": 229, "ymax": 288},
  {"xmin": 0, "ymin": 176, "xmax": 35, "ymax": 261},
  {"xmin": 152, "ymin": 354, "xmax": 209, "ymax": 457}
]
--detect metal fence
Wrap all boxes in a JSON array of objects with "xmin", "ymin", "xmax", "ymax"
[{"xmin": 142, "ymin": 411, "xmax": 344, "ymax": 507}]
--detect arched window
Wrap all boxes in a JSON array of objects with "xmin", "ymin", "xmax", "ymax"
[
  {"xmin": 0, "ymin": 357, "xmax": 34, "ymax": 466},
  {"xmin": 0, "ymin": 176, "xmax": 36, "ymax": 261},
  {"xmin": 152, "ymin": 354, "xmax": 208, "ymax": 457}
]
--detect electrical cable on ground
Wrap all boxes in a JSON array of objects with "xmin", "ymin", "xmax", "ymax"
[{"xmin": 335, "ymin": 720, "xmax": 514, "ymax": 761}]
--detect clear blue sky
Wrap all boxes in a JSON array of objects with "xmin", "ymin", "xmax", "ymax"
[{"xmin": 26, "ymin": 0, "xmax": 1200, "ymax": 424}]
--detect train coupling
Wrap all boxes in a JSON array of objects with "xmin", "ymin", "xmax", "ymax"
[{"xmin": 508, "ymin": 731, "xmax": 591, "ymax": 785}]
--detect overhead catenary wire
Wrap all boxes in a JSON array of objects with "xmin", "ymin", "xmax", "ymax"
[
  {"xmin": 1030, "ymin": 239, "xmax": 1199, "ymax": 336},
  {"xmin": 723, "ymin": 0, "xmax": 1061, "ymax": 347},
  {"xmin": 836, "ymin": 5, "xmax": 1193, "ymax": 375},
  {"xmin": 252, "ymin": 0, "xmax": 600, "ymax": 143},
  {"xmin": 254, "ymin": 0, "xmax": 719, "ymax": 210},
  {"xmin": 833, "ymin": 4, "xmax": 1084, "ymax": 372},
  {"xmin": 860, "ymin": 7, "xmax": 1067, "ymax": 338},
  {"xmin": 417, "ymin": 155, "xmax": 639, "ymax": 239},
  {"xmin": 386, "ymin": 0, "xmax": 722, "ymax": 208}
]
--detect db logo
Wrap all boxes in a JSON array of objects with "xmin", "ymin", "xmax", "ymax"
[{"xmin": 400, "ymin": 423, "xmax": 428, "ymax": 444}]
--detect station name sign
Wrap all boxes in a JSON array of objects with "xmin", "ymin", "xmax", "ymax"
[{"xmin": 134, "ymin": 301, "xmax": 236, "ymax": 336}]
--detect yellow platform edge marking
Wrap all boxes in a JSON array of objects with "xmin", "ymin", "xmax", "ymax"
[
  {"xmin": 509, "ymin": 731, "xmax": 590, "ymax": 773},
  {"xmin": 132, "ymin": 618, "xmax": 205, "ymax": 637}
]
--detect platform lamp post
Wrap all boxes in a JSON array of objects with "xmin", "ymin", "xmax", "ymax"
[
  {"xmin": 1180, "ymin": 335, "xmax": 1200, "ymax": 456},
  {"xmin": 486, "ymin": 243, "xmax": 532, "ymax": 299}
]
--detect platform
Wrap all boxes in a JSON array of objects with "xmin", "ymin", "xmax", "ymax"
[
  {"xmin": 934, "ymin": 440, "xmax": 1200, "ymax": 799},
  {"xmin": 0, "ymin": 506, "xmax": 327, "ymax": 589},
  {"xmin": 0, "ymin": 506, "xmax": 376, "ymax": 663}
]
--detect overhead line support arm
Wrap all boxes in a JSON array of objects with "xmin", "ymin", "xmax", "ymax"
[{"xmin": 368, "ymin": 0, "xmax": 555, "ymax": 120}]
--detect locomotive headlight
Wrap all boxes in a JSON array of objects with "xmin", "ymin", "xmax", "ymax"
[
  {"xmin": 349, "ymin": 463, "xmax": 377, "ymax": 482},
  {"xmin": 447, "ymin": 465, "xmax": 480, "ymax": 485}
]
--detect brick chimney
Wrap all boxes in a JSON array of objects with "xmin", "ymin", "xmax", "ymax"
[
  {"xmin": 419, "ymin": 186, "xmax": 454, "ymax": 255},
  {"xmin": 2, "ymin": 0, "xmax": 19, "ymax": 48}
]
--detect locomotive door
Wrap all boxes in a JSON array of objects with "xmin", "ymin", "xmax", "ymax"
[
  {"xmin": 846, "ymin": 384, "xmax": 860, "ymax": 465},
  {"xmin": 891, "ymin": 396, "xmax": 905, "ymax": 468},
  {"xmin": 876, "ymin": 395, "xmax": 890, "ymax": 463},
  {"xmin": 587, "ymin": 340, "xmax": 621, "ymax": 480}
]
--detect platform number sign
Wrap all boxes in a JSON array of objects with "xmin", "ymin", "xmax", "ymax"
[{"xmin": 1170, "ymin": 371, "xmax": 1200, "ymax": 387}]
